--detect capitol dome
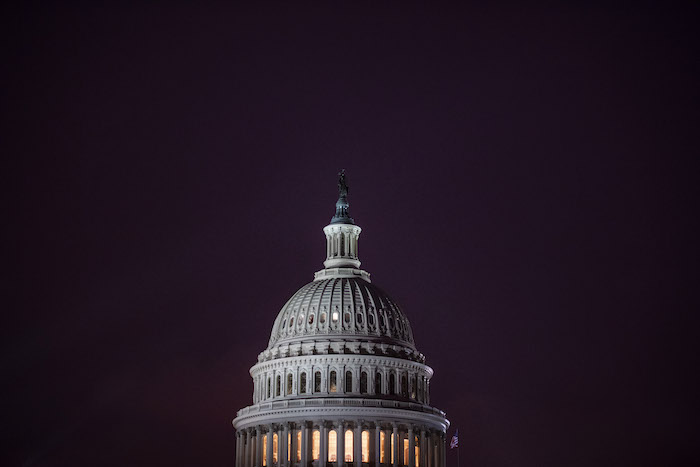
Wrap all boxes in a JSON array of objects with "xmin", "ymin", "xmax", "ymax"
[
  {"xmin": 233, "ymin": 171, "xmax": 449, "ymax": 467},
  {"xmin": 265, "ymin": 276, "xmax": 421, "ymax": 363}
]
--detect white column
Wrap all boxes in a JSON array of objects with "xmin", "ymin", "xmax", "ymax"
[
  {"xmin": 320, "ymin": 422, "xmax": 328, "ymax": 467},
  {"xmin": 267, "ymin": 425, "xmax": 274, "ymax": 467},
  {"xmin": 337, "ymin": 421, "xmax": 345, "ymax": 467},
  {"xmin": 354, "ymin": 423, "xmax": 361, "ymax": 467},
  {"xmin": 373, "ymin": 424, "xmax": 381, "ymax": 467},
  {"xmin": 301, "ymin": 422, "xmax": 309, "ymax": 467}
]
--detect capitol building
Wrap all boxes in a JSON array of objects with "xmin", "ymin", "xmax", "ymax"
[{"xmin": 232, "ymin": 173, "xmax": 450, "ymax": 467}]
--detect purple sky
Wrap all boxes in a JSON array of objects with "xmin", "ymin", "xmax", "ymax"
[{"xmin": 4, "ymin": 3, "xmax": 699, "ymax": 466}]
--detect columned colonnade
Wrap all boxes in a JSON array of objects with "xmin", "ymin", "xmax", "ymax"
[{"xmin": 235, "ymin": 421, "xmax": 446, "ymax": 467}]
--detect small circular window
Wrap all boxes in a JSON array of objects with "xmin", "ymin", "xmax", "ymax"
[
  {"xmin": 298, "ymin": 314, "xmax": 304, "ymax": 328},
  {"xmin": 289, "ymin": 317, "xmax": 294, "ymax": 328},
  {"xmin": 368, "ymin": 313, "xmax": 375, "ymax": 326},
  {"xmin": 308, "ymin": 314, "xmax": 314, "ymax": 325},
  {"xmin": 320, "ymin": 312, "xmax": 327, "ymax": 324},
  {"xmin": 332, "ymin": 311, "xmax": 339, "ymax": 322},
  {"xmin": 356, "ymin": 313, "xmax": 363, "ymax": 324},
  {"xmin": 344, "ymin": 312, "xmax": 351, "ymax": 324}
]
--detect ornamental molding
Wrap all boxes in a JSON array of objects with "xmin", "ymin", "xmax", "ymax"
[{"xmin": 250, "ymin": 354, "xmax": 434, "ymax": 377}]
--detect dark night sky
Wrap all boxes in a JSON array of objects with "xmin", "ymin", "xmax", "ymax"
[{"xmin": 3, "ymin": 3, "xmax": 699, "ymax": 466}]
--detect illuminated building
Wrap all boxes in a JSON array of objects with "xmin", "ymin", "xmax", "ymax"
[{"xmin": 232, "ymin": 172, "xmax": 449, "ymax": 467}]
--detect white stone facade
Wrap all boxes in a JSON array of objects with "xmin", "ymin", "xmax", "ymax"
[{"xmin": 233, "ymin": 192, "xmax": 449, "ymax": 467}]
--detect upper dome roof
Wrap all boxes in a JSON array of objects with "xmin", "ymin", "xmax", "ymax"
[{"xmin": 267, "ymin": 274, "xmax": 415, "ymax": 350}]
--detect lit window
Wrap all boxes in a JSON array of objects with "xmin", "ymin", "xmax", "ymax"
[
  {"xmin": 403, "ymin": 438, "xmax": 409, "ymax": 466},
  {"xmin": 345, "ymin": 429, "xmax": 353, "ymax": 462},
  {"xmin": 312, "ymin": 430, "xmax": 320, "ymax": 460},
  {"xmin": 391, "ymin": 433, "xmax": 395, "ymax": 464},
  {"xmin": 330, "ymin": 371, "xmax": 337, "ymax": 393},
  {"xmin": 332, "ymin": 311, "xmax": 339, "ymax": 322},
  {"xmin": 296, "ymin": 431, "xmax": 301, "ymax": 461},
  {"xmin": 328, "ymin": 430, "xmax": 337, "ymax": 462},
  {"xmin": 273, "ymin": 434, "xmax": 278, "ymax": 463},
  {"xmin": 262, "ymin": 434, "xmax": 268, "ymax": 466},
  {"xmin": 288, "ymin": 433, "xmax": 291, "ymax": 461},
  {"xmin": 308, "ymin": 313, "xmax": 314, "ymax": 325},
  {"xmin": 380, "ymin": 431, "xmax": 386, "ymax": 463},
  {"xmin": 362, "ymin": 430, "xmax": 370, "ymax": 462}
]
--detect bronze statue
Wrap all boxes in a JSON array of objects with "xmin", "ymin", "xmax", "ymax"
[{"xmin": 338, "ymin": 169, "xmax": 348, "ymax": 197}]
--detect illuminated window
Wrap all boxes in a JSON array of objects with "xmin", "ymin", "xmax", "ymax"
[
  {"xmin": 389, "ymin": 373, "xmax": 396, "ymax": 395},
  {"xmin": 300, "ymin": 373, "xmax": 307, "ymax": 394},
  {"xmin": 308, "ymin": 313, "xmax": 314, "ymax": 325},
  {"xmin": 380, "ymin": 431, "xmax": 386, "ymax": 463},
  {"xmin": 403, "ymin": 438, "xmax": 409, "ymax": 466},
  {"xmin": 288, "ymin": 433, "xmax": 291, "ymax": 461},
  {"xmin": 345, "ymin": 371, "xmax": 353, "ymax": 393},
  {"xmin": 312, "ymin": 430, "xmax": 320, "ymax": 460},
  {"xmin": 287, "ymin": 374, "xmax": 293, "ymax": 395},
  {"xmin": 345, "ymin": 429, "xmax": 353, "ymax": 462},
  {"xmin": 273, "ymin": 434, "xmax": 278, "ymax": 463},
  {"xmin": 276, "ymin": 375, "xmax": 281, "ymax": 396},
  {"xmin": 391, "ymin": 433, "xmax": 395, "ymax": 464},
  {"xmin": 328, "ymin": 430, "xmax": 337, "ymax": 462},
  {"xmin": 360, "ymin": 371, "xmax": 368, "ymax": 394},
  {"xmin": 296, "ymin": 431, "xmax": 301, "ymax": 461},
  {"xmin": 375, "ymin": 372, "xmax": 382, "ymax": 394},
  {"xmin": 330, "ymin": 371, "xmax": 337, "ymax": 393},
  {"xmin": 332, "ymin": 311, "xmax": 339, "ymax": 322},
  {"xmin": 262, "ymin": 434, "xmax": 268, "ymax": 466},
  {"xmin": 314, "ymin": 371, "xmax": 321, "ymax": 392},
  {"xmin": 361, "ymin": 430, "xmax": 370, "ymax": 462}
]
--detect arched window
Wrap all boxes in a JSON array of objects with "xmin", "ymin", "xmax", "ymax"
[
  {"xmin": 345, "ymin": 429, "xmax": 353, "ymax": 462},
  {"xmin": 300, "ymin": 372, "xmax": 307, "ymax": 394},
  {"xmin": 267, "ymin": 377, "xmax": 271, "ymax": 399},
  {"xmin": 362, "ymin": 430, "xmax": 370, "ymax": 462},
  {"xmin": 389, "ymin": 373, "xmax": 396, "ymax": 395},
  {"xmin": 360, "ymin": 371, "xmax": 368, "ymax": 394},
  {"xmin": 375, "ymin": 372, "xmax": 382, "ymax": 394},
  {"xmin": 328, "ymin": 430, "xmax": 338, "ymax": 462},
  {"xmin": 312, "ymin": 430, "xmax": 320, "ymax": 460},
  {"xmin": 273, "ymin": 433, "xmax": 278, "ymax": 463},
  {"xmin": 276, "ymin": 375, "xmax": 281, "ymax": 396},
  {"xmin": 401, "ymin": 374, "xmax": 408, "ymax": 397},
  {"xmin": 314, "ymin": 371, "xmax": 321, "ymax": 393},
  {"xmin": 411, "ymin": 374, "xmax": 417, "ymax": 399},
  {"xmin": 330, "ymin": 371, "xmax": 337, "ymax": 393},
  {"xmin": 340, "ymin": 232, "xmax": 345, "ymax": 256},
  {"xmin": 287, "ymin": 373, "xmax": 293, "ymax": 395},
  {"xmin": 345, "ymin": 371, "xmax": 353, "ymax": 393}
]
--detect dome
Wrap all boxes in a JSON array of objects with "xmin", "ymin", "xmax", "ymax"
[{"xmin": 268, "ymin": 275, "xmax": 416, "ymax": 350}]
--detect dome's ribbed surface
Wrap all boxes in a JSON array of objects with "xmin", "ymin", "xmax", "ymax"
[{"xmin": 268, "ymin": 277, "xmax": 415, "ymax": 349}]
